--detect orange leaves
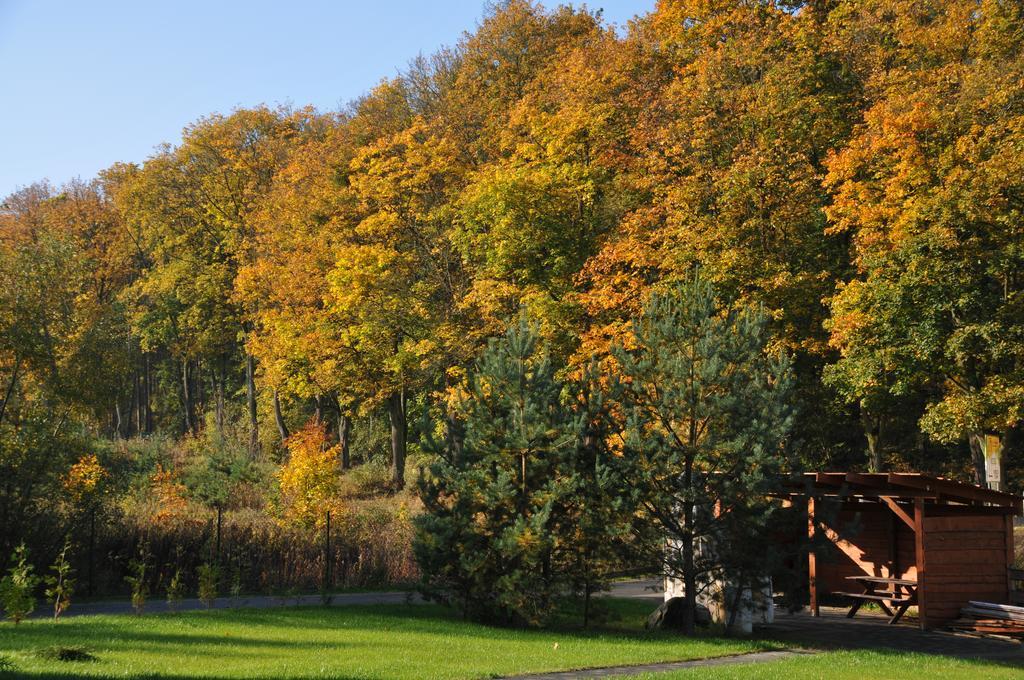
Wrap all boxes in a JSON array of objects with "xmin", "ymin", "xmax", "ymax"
[
  {"xmin": 150, "ymin": 465, "xmax": 189, "ymax": 524},
  {"xmin": 64, "ymin": 454, "xmax": 107, "ymax": 505}
]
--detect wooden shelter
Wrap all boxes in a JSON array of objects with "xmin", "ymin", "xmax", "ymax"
[{"xmin": 792, "ymin": 472, "xmax": 1021, "ymax": 629}]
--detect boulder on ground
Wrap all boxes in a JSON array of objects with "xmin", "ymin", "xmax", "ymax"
[{"xmin": 645, "ymin": 597, "xmax": 711, "ymax": 631}]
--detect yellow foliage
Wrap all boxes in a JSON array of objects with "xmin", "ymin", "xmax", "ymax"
[
  {"xmin": 150, "ymin": 465, "xmax": 189, "ymax": 524},
  {"xmin": 64, "ymin": 454, "xmax": 107, "ymax": 505},
  {"xmin": 277, "ymin": 422, "xmax": 342, "ymax": 529}
]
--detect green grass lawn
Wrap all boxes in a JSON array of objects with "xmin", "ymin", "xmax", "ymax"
[
  {"xmin": 623, "ymin": 650, "xmax": 1022, "ymax": 679},
  {"xmin": 0, "ymin": 599, "xmax": 766, "ymax": 679},
  {"xmin": 3, "ymin": 600, "xmax": 1019, "ymax": 679}
]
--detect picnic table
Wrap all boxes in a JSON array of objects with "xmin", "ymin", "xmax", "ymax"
[{"xmin": 833, "ymin": 575, "xmax": 918, "ymax": 625}]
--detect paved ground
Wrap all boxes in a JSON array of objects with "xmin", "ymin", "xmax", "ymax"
[
  {"xmin": 51, "ymin": 579, "xmax": 658, "ymax": 618},
  {"xmin": 500, "ymin": 651, "xmax": 802, "ymax": 680},
  {"xmin": 612, "ymin": 581, "xmax": 1024, "ymax": 665},
  {"xmin": 759, "ymin": 606, "xmax": 1024, "ymax": 665},
  {"xmin": 604, "ymin": 578, "xmax": 665, "ymax": 602}
]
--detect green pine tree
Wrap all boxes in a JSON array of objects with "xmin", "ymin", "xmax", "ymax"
[
  {"xmin": 414, "ymin": 316, "xmax": 579, "ymax": 626},
  {"xmin": 562, "ymin": 363, "xmax": 636, "ymax": 628},
  {"xmin": 609, "ymin": 272, "xmax": 798, "ymax": 635}
]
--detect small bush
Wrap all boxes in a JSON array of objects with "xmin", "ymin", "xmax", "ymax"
[
  {"xmin": 341, "ymin": 460, "xmax": 392, "ymax": 498},
  {"xmin": 45, "ymin": 539, "xmax": 75, "ymax": 621},
  {"xmin": 0, "ymin": 654, "xmax": 16, "ymax": 674},
  {"xmin": 166, "ymin": 567, "xmax": 185, "ymax": 612},
  {"xmin": 125, "ymin": 543, "xmax": 151, "ymax": 615},
  {"xmin": 198, "ymin": 562, "xmax": 219, "ymax": 607},
  {"xmin": 0, "ymin": 544, "xmax": 39, "ymax": 624},
  {"xmin": 228, "ymin": 564, "xmax": 243, "ymax": 606}
]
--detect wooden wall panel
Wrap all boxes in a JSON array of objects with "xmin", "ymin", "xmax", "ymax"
[{"xmin": 919, "ymin": 513, "xmax": 1013, "ymax": 628}]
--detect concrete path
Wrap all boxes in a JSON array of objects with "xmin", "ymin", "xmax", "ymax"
[
  {"xmin": 604, "ymin": 578, "xmax": 664, "ymax": 602},
  {"xmin": 48, "ymin": 578, "xmax": 660, "ymax": 618},
  {"xmin": 499, "ymin": 650, "xmax": 803, "ymax": 679}
]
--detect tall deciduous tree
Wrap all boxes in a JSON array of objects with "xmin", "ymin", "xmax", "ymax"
[
  {"xmin": 119, "ymin": 106, "xmax": 321, "ymax": 447},
  {"xmin": 825, "ymin": 0, "xmax": 1024, "ymax": 483},
  {"xmin": 580, "ymin": 0, "xmax": 857, "ymax": 462}
]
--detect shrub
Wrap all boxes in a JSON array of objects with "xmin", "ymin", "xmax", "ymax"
[
  {"xmin": 228, "ymin": 564, "xmax": 243, "ymax": 606},
  {"xmin": 125, "ymin": 543, "xmax": 151, "ymax": 615},
  {"xmin": 197, "ymin": 562, "xmax": 219, "ymax": 607},
  {"xmin": 166, "ymin": 567, "xmax": 185, "ymax": 612},
  {"xmin": 44, "ymin": 539, "xmax": 75, "ymax": 621},
  {"xmin": 276, "ymin": 422, "xmax": 343, "ymax": 528},
  {"xmin": 0, "ymin": 544, "xmax": 40, "ymax": 624}
]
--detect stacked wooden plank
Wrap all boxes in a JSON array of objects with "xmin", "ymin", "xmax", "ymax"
[{"xmin": 948, "ymin": 601, "xmax": 1024, "ymax": 639}]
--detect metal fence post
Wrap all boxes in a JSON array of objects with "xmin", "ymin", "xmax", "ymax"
[{"xmin": 325, "ymin": 510, "xmax": 332, "ymax": 592}]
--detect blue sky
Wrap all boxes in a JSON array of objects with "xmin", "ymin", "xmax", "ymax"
[{"xmin": 0, "ymin": 1, "xmax": 653, "ymax": 198}]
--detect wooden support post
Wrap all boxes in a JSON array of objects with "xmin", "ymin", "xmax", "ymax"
[
  {"xmin": 88, "ymin": 507, "xmax": 96, "ymax": 596},
  {"xmin": 887, "ymin": 507, "xmax": 897, "ymax": 579},
  {"xmin": 914, "ymin": 498, "xmax": 928, "ymax": 630},
  {"xmin": 808, "ymin": 497, "xmax": 819, "ymax": 616},
  {"xmin": 1006, "ymin": 513, "xmax": 1015, "ymax": 603}
]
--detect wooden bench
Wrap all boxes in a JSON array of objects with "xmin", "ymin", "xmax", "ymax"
[{"xmin": 837, "ymin": 576, "xmax": 918, "ymax": 625}]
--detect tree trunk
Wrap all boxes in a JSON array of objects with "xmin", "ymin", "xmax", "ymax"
[
  {"xmin": 141, "ymin": 353, "xmax": 152, "ymax": 434},
  {"xmin": 863, "ymin": 410, "xmax": 883, "ymax": 472},
  {"xmin": 681, "ymin": 376, "xmax": 699, "ymax": 637},
  {"xmin": 130, "ymin": 368, "xmax": 140, "ymax": 437},
  {"xmin": 195, "ymin": 358, "xmax": 204, "ymax": 416},
  {"xmin": 181, "ymin": 359, "xmax": 194, "ymax": 434},
  {"xmin": 971, "ymin": 431, "xmax": 1006, "ymax": 491},
  {"xmin": 0, "ymin": 355, "xmax": 22, "ymax": 428},
  {"xmin": 682, "ymin": 451, "xmax": 696, "ymax": 636},
  {"xmin": 388, "ymin": 388, "xmax": 407, "ymax": 489},
  {"xmin": 215, "ymin": 356, "xmax": 226, "ymax": 432},
  {"xmin": 246, "ymin": 354, "xmax": 259, "ymax": 458},
  {"xmin": 114, "ymin": 401, "xmax": 124, "ymax": 439},
  {"xmin": 273, "ymin": 388, "xmax": 289, "ymax": 442},
  {"xmin": 338, "ymin": 411, "xmax": 351, "ymax": 470},
  {"xmin": 446, "ymin": 409, "xmax": 464, "ymax": 465},
  {"xmin": 968, "ymin": 431, "xmax": 986, "ymax": 487}
]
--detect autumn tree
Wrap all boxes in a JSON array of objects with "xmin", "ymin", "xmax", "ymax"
[
  {"xmin": 119, "ymin": 106, "xmax": 321, "ymax": 451},
  {"xmin": 579, "ymin": 0, "xmax": 859, "ymax": 462},
  {"xmin": 331, "ymin": 117, "xmax": 474, "ymax": 489},
  {"xmin": 0, "ymin": 185, "xmax": 103, "ymax": 554},
  {"xmin": 825, "ymin": 0, "xmax": 1024, "ymax": 483},
  {"xmin": 277, "ymin": 421, "xmax": 343, "ymax": 529}
]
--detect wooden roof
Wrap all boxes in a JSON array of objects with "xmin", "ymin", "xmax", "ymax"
[{"xmin": 783, "ymin": 472, "xmax": 1022, "ymax": 513}]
